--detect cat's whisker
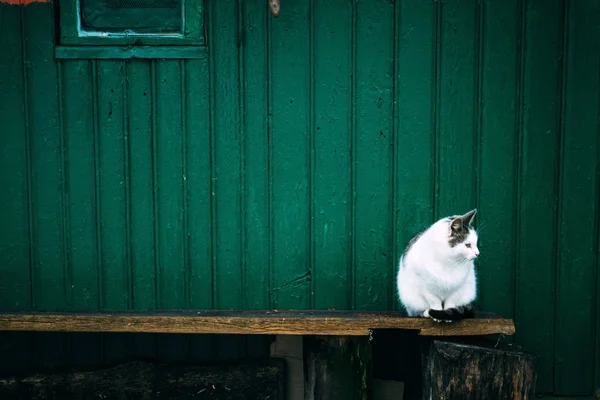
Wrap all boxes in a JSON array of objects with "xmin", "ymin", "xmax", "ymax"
[{"xmin": 474, "ymin": 221, "xmax": 488, "ymax": 234}]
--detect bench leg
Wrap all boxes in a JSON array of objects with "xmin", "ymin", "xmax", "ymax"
[
  {"xmin": 303, "ymin": 335, "xmax": 372, "ymax": 400},
  {"xmin": 421, "ymin": 338, "xmax": 537, "ymax": 399}
]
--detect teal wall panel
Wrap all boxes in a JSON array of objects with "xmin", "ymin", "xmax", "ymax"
[
  {"xmin": 477, "ymin": 0, "xmax": 520, "ymax": 326},
  {"xmin": 0, "ymin": 0, "xmax": 599, "ymax": 396},
  {"xmin": 354, "ymin": 0, "xmax": 395, "ymax": 311},
  {"xmin": 515, "ymin": 0, "xmax": 564, "ymax": 393},
  {"xmin": 555, "ymin": 0, "xmax": 600, "ymax": 393},
  {"xmin": 0, "ymin": 6, "xmax": 30, "ymax": 311},
  {"xmin": 312, "ymin": 0, "xmax": 353, "ymax": 310},
  {"xmin": 393, "ymin": 0, "xmax": 437, "ymax": 313}
]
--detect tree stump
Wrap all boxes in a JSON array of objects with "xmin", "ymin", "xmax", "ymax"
[
  {"xmin": 422, "ymin": 338, "xmax": 537, "ymax": 400},
  {"xmin": 303, "ymin": 335, "xmax": 372, "ymax": 400}
]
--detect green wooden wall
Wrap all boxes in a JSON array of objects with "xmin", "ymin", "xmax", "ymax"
[{"xmin": 0, "ymin": 0, "xmax": 599, "ymax": 397}]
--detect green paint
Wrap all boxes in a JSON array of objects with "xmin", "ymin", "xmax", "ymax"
[
  {"xmin": 63, "ymin": 60, "xmax": 98, "ymax": 311},
  {"xmin": 185, "ymin": 57, "xmax": 212, "ymax": 306},
  {"xmin": 515, "ymin": 0, "xmax": 563, "ymax": 393},
  {"xmin": 127, "ymin": 60, "xmax": 156, "ymax": 312},
  {"xmin": 96, "ymin": 60, "xmax": 134, "ymax": 363},
  {"xmin": 394, "ymin": 0, "xmax": 437, "ymax": 311},
  {"xmin": 554, "ymin": 0, "xmax": 600, "ymax": 394},
  {"xmin": 186, "ymin": 55, "xmax": 218, "ymax": 361},
  {"xmin": 242, "ymin": 0, "xmax": 270, "ymax": 310},
  {"xmin": 354, "ymin": 0, "xmax": 394, "ymax": 311},
  {"xmin": 0, "ymin": 6, "xmax": 30, "ymax": 310},
  {"xmin": 154, "ymin": 60, "xmax": 190, "ymax": 361},
  {"xmin": 23, "ymin": 4, "xmax": 70, "ymax": 371},
  {"xmin": 313, "ymin": 0, "xmax": 352, "ymax": 310},
  {"xmin": 97, "ymin": 60, "xmax": 129, "ymax": 310},
  {"xmin": 209, "ymin": 0, "xmax": 246, "ymax": 360},
  {"xmin": 55, "ymin": 46, "xmax": 207, "ymax": 60},
  {"xmin": 1, "ymin": 0, "xmax": 600, "ymax": 397},
  {"xmin": 155, "ymin": 60, "xmax": 185, "ymax": 310},
  {"xmin": 127, "ymin": 59, "xmax": 158, "ymax": 361},
  {"xmin": 436, "ymin": 0, "xmax": 477, "ymax": 218},
  {"xmin": 63, "ymin": 60, "xmax": 104, "ymax": 366},
  {"xmin": 477, "ymin": 0, "xmax": 520, "ymax": 320},
  {"xmin": 270, "ymin": 0, "xmax": 311, "ymax": 309}
]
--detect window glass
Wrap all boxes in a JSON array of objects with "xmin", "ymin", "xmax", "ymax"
[{"xmin": 79, "ymin": 0, "xmax": 184, "ymax": 35}]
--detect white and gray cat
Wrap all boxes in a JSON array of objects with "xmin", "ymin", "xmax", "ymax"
[{"xmin": 396, "ymin": 209, "xmax": 479, "ymax": 322}]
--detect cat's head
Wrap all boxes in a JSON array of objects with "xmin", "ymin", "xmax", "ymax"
[{"xmin": 445, "ymin": 209, "xmax": 479, "ymax": 260}]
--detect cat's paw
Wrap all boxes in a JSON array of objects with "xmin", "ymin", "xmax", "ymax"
[
  {"xmin": 425, "ymin": 309, "xmax": 452, "ymax": 323},
  {"xmin": 427, "ymin": 308, "xmax": 455, "ymax": 323},
  {"xmin": 430, "ymin": 317, "xmax": 452, "ymax": 323}
]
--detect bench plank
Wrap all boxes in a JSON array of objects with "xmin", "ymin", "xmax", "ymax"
[{"xmin": 0, "ymin": 310, "xmax": 515, "ymax": 336}]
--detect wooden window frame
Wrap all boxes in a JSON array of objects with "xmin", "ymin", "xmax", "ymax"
[{"xmin": 57, "ymin": 0, "xmax": 205, "ymax": 46}]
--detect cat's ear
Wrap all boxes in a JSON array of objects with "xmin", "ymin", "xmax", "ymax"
[
  {"xmin": 461, "ymin": 208, "xmax": 477, "ymax": 226},
  {"xmin": 450, "ymin": 217, "xmax": 463, "ymax": 232}
]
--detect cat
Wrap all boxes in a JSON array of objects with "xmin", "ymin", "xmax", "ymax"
[{"xmin": 396, "ymin": 209, "xmax": 479, "ymax": 322}]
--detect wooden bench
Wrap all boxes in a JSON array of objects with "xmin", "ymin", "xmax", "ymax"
[
  {"xmin": 0, "ymin": 310, "xmax": 534, "ymax": 399},
  {"xmin": 0, "ymin": 309, "xmax": 515, "ymax": 336}
]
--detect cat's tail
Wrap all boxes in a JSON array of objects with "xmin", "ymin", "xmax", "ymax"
[{"xmin": 427, "ymin": 304, "xmax": 475, "ymax": 321}]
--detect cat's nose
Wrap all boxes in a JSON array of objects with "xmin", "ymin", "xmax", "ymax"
[{"xmin": 474, "ymin": 250, "xmax": 480, "ymax": 257}]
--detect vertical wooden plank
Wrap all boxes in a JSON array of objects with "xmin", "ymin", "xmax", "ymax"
[
  {"xmin": 241, "ymin": 0, "xmax": 274, "ymax": 357},
  {"xmin": 211, "ymin": 0, "xmax": 243, "ymax": 310},
  {"xmin": 24, "ymin": 4, "xmax": 69, "ymax": 370},
  {"xmin": 155, "ymin": 60, "xmax": 185, "ymax": 310},
  {"xmin": 312, "ymin": 0, "xmax": 352, "ymax": 310},
  {"xmin": 554, "ymin": 0, "xmax": 600, "ymax": 394},
  {"xmin": 127, "ymin": 59, "xmax": 157, "ymax": 360},
  {"xmin": 25, "ymin": 4, "xmax": 66, "ymax": 312},
  {"xmin": 97, "ymin": 61, "xmax": 128, "ymax": 311},
  {"xmin": 394, "ymin": 0, "xmax": 436, "ymax": 310},
  {"xmin": 0, "ymin": 5, "xmax": 35, "ymax": 376},
  {"xmin": 210, "ymin": 0, "xmax": 244, "ymax": 360},
  {"xmin": 96, "ymin": 60, "xmax": 131, "ymax": 364},
  {"xmin": 515, "ymin": 0, "xmax": 563, "ymax": 393},
  {"xmin": 155, "ymin": 60, "xmax": 189, "ymax": 362},
  {"xmin": 270, "ymin": 0, "xmax": 311, "ymax": 310},
  {"xmin": 63, "ymin": 60, "xmax": 97, "ymax": 308},
  {"xmin": 0, "ymin": 6, "xmax": 30, "ymax": 310},
  {"xmin": 477, "ymin": 0, "xmax": 520, "ymax": 317},
  {"xmin": 436, "ymin": 0, "xmax": 478, "ymax": 218},
  {"xmin": 62, "ymin": 60, "xmax": 103, "ymax": 366},
  {"xmin": 354, "ymin": 0, "xmax": 394, "ymax": 310},
  {"xmin": 186, "ymin": 54, "xmax": 216, "ymax": 362},
  {"xmin": 242, "ymin": 0, "xmax": 270, "ymax": 311}
]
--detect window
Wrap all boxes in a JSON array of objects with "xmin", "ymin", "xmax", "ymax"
[
  {"xmin": 80, "ymin": 0, "xmax": 184, "ymax": 35},
  {"xmin": 57, "ymin": 0, "xmax": 204, "ymax": 49}
]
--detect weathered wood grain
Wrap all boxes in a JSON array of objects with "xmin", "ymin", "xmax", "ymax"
[
  {"xmin": 0, "ymin": 310, "xmax": 515, "ymax": 337},
  {"xmin": 422, "ymin": 339, "xmax": 537, "ymax": 399}
]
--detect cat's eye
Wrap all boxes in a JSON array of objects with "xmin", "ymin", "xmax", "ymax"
[{"xmin": 465, "ymin": 243, "xmax": 471, "ymax": 248}]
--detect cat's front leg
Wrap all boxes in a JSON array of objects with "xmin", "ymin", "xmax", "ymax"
[
  {"xmin": 422, "ymin": 292, "xmax": 444, "ymax": 322},
  {"xmin": 442, "ymin": 269, "xmax": 477, "ymax": 314},
  {"xmin": 430, "ymin": 273, "xmax": 477, "ymax": 322}
]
